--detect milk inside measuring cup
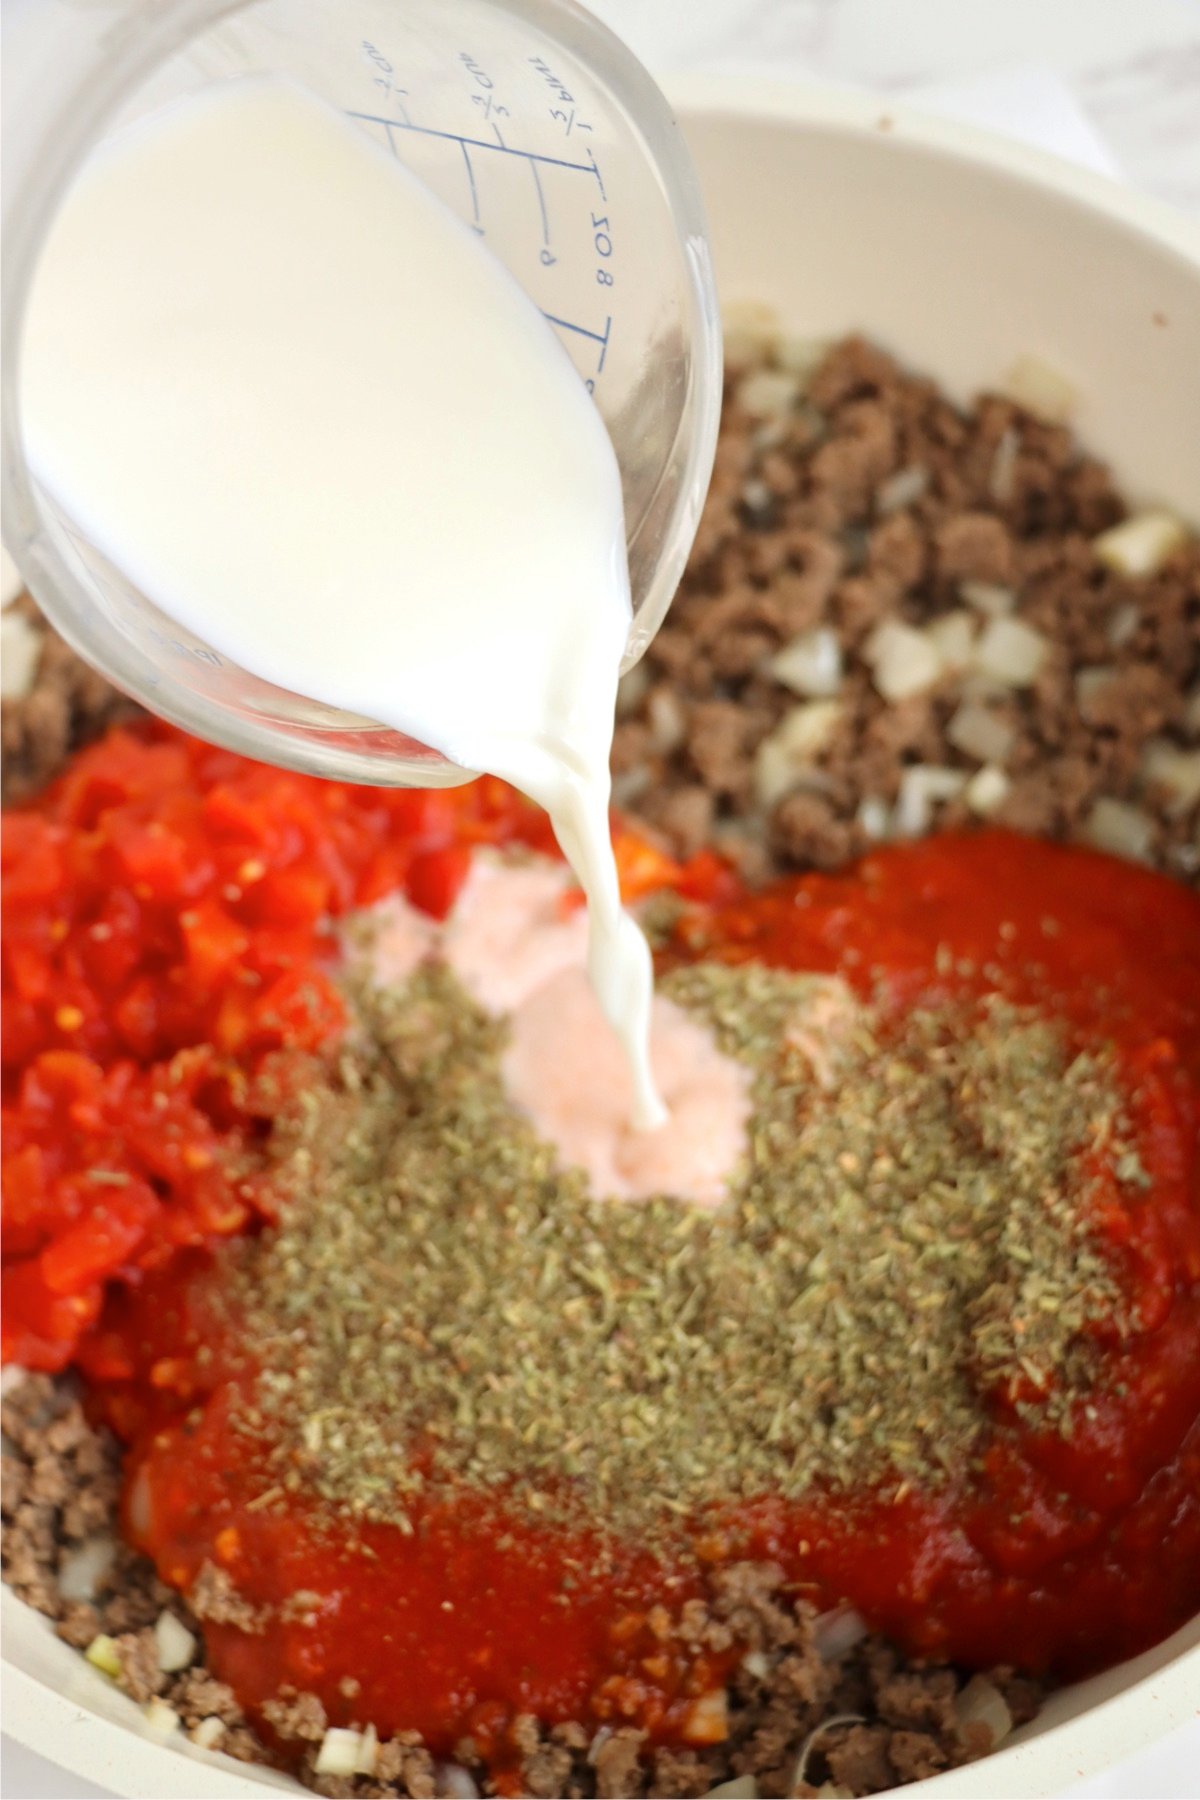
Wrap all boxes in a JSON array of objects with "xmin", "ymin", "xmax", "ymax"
[{"xmin": 20, "ymin": 77, "xmax": 667, "ymax": 1128}]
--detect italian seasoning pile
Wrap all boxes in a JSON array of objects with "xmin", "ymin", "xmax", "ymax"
[{"xmin": 225, "ymin": 960, "xmax": 1139, "ymax": 1550}]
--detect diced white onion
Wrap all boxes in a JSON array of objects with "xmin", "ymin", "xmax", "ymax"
[
  {"xmin": 947, "ymin": 701, "xmax": 1014, "ymax": 766},
  {"xmin": 58, "ymin": 1535, "xmax": 116, "ymax": 1603},
  {"xmin": 965, "ymin": 766, "xmax": 1011, "ymax": 816},
  {"xmin": 736, "ymin": 368, "xmax": 801, "ymax": 419},
  {"xmin": 153, "ymin": 1609, "xmax": 197, "ymax": 1673},
  {"xmin": 587, "ymin": 1728, "xmax": 613, "ymax": 1765},
  {"xmin": 1106, "ymin": 602, "xmax": 1140, "ymax": 649},
  {"xmin": 974, "ymin": 616, "xmax": 1046, "ymax": 687},
  {"xmin": 1075, "ymin": 665, "xmax": 1117, "ymax": 719},
  {"xmin": 864, "ymin": 620, "xmax": 941, "ymax": 701},
  {"xmin": 894, "ymin": 766, "xmax": 966, "ymax": 838},
  {"xmin": 1084, "ymin": 797, "xmax": 1155, "ymax": 863},
  {"xmin": 876, "ymin": 466, "xmax": 929, "ymax": 515},
  {"xmin": 142, "ymin": 1698, "xmax": 180, "ymax": 1741},
  {"xmin": 776, "ymin": 335, "xmax": 832, "ymax": 382},
  {"xmin": 1, "ymin": 611, "xmax": 42, "ymax": 700},
  {"xmin": 791, "ymin": 1714, "xmax": 866, "ymax": 1793},
  {"xmin": 988, "ymin": 428, "xmax": 1020, "ymax": 504},
  {"xmin": 959, "ymin": 580, "xmax": 1016, "ymax": 617},
  {"xmin": 769, "ymin": 628, "xmax": 843, "ymax": 698},
  {"xmin": 314, "ymin": 1728, "xmax": 364, "ymax": 1777},
  {"xmin": 682, "ymin": 1688, "xmax": 729, "ymax": 1745},
  {"xmin": 1139, "ymin": 740, "xmax": 1200, "ymax": 816},
  {"xmin": 435, "ymin": 1766, "xmax": 480, "ymax": 1799},
  {"xmin": 706, "ymin": 1778, "xmax": 759, "ymax": 1799},
  {"xmin": 813, "ymin": 1605, "xmax": 869, "ymax": 1662},
  {"xmin": 353, "ymin": 1722, "xmax": 379, "ymax": 1777},
  {"xmin": 926, "ymin": 610, "xmax": 976, "ymax": 675},
  {"xmin": 1, "ymin": 546, "xmax": 23, "ymax": 609},
  {"xmin": 648, "ymin": 687, "xmax": 688, "ymax": 755},
  {"xmin": 954, "ymin": 1675, "xmax": 1014, "ymax": 1750},
  {"xmin": 742, "ymin": 478, "xmax": 772, "ymax": 513},
  {"xmin": 1001, "ymin": 354, "xmax": 1078, "ymax": 424},
  {"xmin": 1093, "ymin": 511, "xmax": 1188, "ymax": 578},
  {"xmin": 191, "ymin": 1716, "xmax": 225, "ymax": 1751},
  {"xmin": 84, "ymin": 1634, "xmax": 121, "ymax": 1679},
  {"xmin": 856, "ymin": 796, "xmax": 890, "ymax": 842},
  {"xmin": 741, "ymin": 1649, "xmax": 771, "ymax": 1679},
  {"xmin": 755, "ymin": 702, "xmax": 841, "ymax": 808}
]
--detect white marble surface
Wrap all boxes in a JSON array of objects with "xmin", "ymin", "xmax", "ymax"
[
  {"xmin": 589, "ymin": 0, "xmax": 1200, "ymax": 211},
  {"xmin": 4, "ymin": 2, "xmax": 1199, "ymax": 1797}
]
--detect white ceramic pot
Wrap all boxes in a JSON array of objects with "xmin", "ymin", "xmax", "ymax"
[{"xmin": 4, "ymin": 78, "xmax": 1200, "ymax": 1800}]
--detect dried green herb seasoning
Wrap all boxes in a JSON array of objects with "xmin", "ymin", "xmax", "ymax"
[{"xmin": 226, "ymin": 959, "xmax": 1137, "ymax": 1552}]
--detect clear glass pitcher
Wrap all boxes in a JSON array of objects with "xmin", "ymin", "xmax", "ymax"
[{"xmin": 1, "ymin": 0, "xmax": 721, "ymax": 786}]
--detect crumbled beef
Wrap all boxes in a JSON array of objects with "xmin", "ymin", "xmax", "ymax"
[
  {"xmin": 887, "ymin": 1730, "xmax": 949, "ymax": 1782},
  {"xmin": 261, "ymin": 1686, "xmax": 327, "ymax": 1741},
  {"xmin": 825, "ymin": 1723, "xmax": 894, "ymax": 1792},
  {"xmin": 770, "ymin": 792, "xmax": 858, "ymax": 870},
  {"xmin": 372, "ymin": 1732, "xmax": 436, "ymax": 1796},
  {"xmin": 868, "ymin": 513, "xmax": 926, "ymax": 589},
  {"xmin": 933, "ymin": 512, "xmax": 1014, "ymax": 585},
  {"xmin": 190, "ymin": 1559, "xmax": 268, "ymax": 1633},
  {"xmin": 114, "ymin": 1627, "xmax": 167, "ymax": 1702},
  {"xmin": 171, "ymin": 1669, "xmax": 244, "ymax": 1724},
  {"xmin": 613, "ymin": 336, "xmax": 1199, "ymax": 888},
  {"xmin": 1, "ymin": 595, "xmax": 143, "ymax": 805},
  {"xmin": 56, "ymin": 1600, "xmax": 103, "ymax": 1648},
  {"xmin": 593, "ymin": 1728, "xmax": 649, "ymax": 1798}
]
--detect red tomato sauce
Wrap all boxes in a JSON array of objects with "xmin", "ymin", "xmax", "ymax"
[{"xmin": 4, "ymin": 725, "xmax": 1200, "ymax": 1761}]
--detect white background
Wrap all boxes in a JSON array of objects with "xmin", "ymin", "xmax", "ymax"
[{"xmin": 4, "ymin": 0, "xmax": 1200, "ymax": 1794}]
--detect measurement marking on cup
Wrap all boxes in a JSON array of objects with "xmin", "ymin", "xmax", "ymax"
[
  {"xmin": 530, "ymin": 161, "xmax": 551, "ymax": 251},
  {"xmin": 585, "ymin": 148, "xmax": 608, "ymax": 202},
  {"xmin": 460, "ymin": 142, "xmax": 482, "ymax": 230},
  {"xmin": 541, "ymin": 311, "xmax": 611, "ymax": 380},
  {"xmin": 345, "ymin": 112, "xmax": 598, "ymax": 175}
]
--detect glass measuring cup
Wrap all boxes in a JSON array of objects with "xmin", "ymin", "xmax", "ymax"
[{"xmin": 1, "ymin": 0, "xmax": 721, "ymax": 787}]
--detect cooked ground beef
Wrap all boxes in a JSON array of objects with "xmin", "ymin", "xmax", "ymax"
[
  {"xmin": 614, "ymin": 335, "xmax": 1199, "ymax": 886},
  {"xmin": 1, "ymin": 594, "xmax": 142, "ymax": 806}
]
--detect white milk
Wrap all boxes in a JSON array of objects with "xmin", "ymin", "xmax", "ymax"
[{"xmin": 21, "ymin": 78, "xmax": 666, "ymax": 1127}]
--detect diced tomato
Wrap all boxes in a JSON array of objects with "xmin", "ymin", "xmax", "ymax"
[
  {"xmin": 406, "ymin": 843, "xmax": 473, "ymax": 920},
  {"xmin": 3, "ymin": 718, "xmax": 673, "ymax": 1368},
  {"xmin": 39, "ymin": 1178, "xmax": 161, "ymax": 1293}
]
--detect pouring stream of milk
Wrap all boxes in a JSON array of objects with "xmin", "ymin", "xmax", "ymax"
[{"xmin": 20, "ymin": 79, "xmax": 666, "ymax": 1128}]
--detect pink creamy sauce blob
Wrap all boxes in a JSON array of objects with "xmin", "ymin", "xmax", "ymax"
[{"xmin": 363, "ymin": 854, "xmax": 752, "ymax": 1207}]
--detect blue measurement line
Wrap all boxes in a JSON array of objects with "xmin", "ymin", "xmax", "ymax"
[
  {"xmin": 585, "ymin": 147, "xmax": 607, "ymax": 201},
  {"xmin": 460, "ymin": 141, "xmax": 481, "ymax": 229},
  {"xmin": 346, "ymin": 111, "xmax": 596, "ymax": 174},
  {"xmin": 529, "ymin": 159, "xmax": 550, "ymax": 246},
  {"xmin": 542, "ymin": 311, "xmax": 612, "ymax": 372}
]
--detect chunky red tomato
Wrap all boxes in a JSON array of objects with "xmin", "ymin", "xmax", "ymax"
[{"xmin": 2, "ymin": 722, "xmax": 678, "ymax": 1368}]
